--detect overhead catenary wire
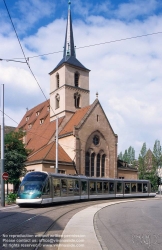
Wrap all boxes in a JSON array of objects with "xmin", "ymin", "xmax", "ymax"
[
  {"xmin": 0, "ymin": 0, "xmax": 159, "ymax": 159},
  {"xmin": 0, "ymin": 108, "xmax": 77, "ymax": 151},
  {"xmin": 2, "ymin": 0, "xmax": 92, "ymax": 143},
  {"xmin": 2, "ymin": 0, "xmax": 58, "ymax": 119},
  {"xmin": 0, "ymin": 106, "xmax": 146, "ymax": 157},
  {"xmin": 1, "ymin": 31, "xmax": 162, "ymax": 61}
]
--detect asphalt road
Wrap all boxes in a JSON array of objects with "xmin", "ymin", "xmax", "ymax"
[
  {"xmin": 0, "ymin": 199, "xmax": 112, "ymax": 250},
  {"xmin": 95, "ymin": 199, "xmax": 162, "ymax": 250}
]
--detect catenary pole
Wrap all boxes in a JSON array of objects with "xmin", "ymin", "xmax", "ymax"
[
  {"xmin": 1, "ymin": 84, "xmax": 5, "ymax": 206},
  {"xmin": 55, "ymin": 116, "xmax": 58, "ymax": 174}
]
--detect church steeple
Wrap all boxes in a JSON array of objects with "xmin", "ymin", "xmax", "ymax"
[
  {"xmin": 63, "ymin": 0, "xmax": 75, "ymax": 59},
  {"xmin": 49, "ymin": 0, "xmax": 90, "ymax": 121},
  {"xmin": 50, "ymin": 0, "xmax": 89, "ymax": 73}
]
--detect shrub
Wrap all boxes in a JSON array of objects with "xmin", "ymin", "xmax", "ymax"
[{"xmin": 6, "ymin": 193, "xmax": 17, "ymax": 204}]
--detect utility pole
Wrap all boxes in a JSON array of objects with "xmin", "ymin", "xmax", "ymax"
[
  {"xmin": 1, "ymin": 84, "xmax": 5, "ymax": 206},
  {"xmin": 55, "ymin": 116, "xmax": 58, "ymax": 174},
  {"xmin": 159, "ymin": 166, "xmax": 162, "ymax": 198}
]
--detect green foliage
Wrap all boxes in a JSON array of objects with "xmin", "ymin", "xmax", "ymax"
[
  {"xmin": 138, "ymin": 142, "xmax": 147, "ymax": 179},
  {"xmin": 118, "ymin": 146, "xmax": 135, "ymax": 164},
  {"xmin": 138, "ymin": 141, "xmax": 159, "ymax": 191},
  {"xmin": 118, "ymin": 152, "xmax": 123, "ymax": 160},
  {"xmin": 6, "ymin": 192, "xmax": 17, "ymax": 204},
  {"xmin": 4, "ymin": 130, "xmax": 29, "ymax": 191},
  {"xmin": 152, "ymin": 140, "xmax": 162, "ymax": 168},
  {"xmin": 118, "ymin": 140, "xmax": 162, "ymax": 191}
]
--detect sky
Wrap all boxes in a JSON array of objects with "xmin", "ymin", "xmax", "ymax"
[{"xmin": 0, "ymin": 0, "xmax": 162, "ymax": 158}]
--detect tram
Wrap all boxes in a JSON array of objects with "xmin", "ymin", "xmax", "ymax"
[{"xmin": 16, "ymin": 171, "xmax": 156, "ymax": 206}]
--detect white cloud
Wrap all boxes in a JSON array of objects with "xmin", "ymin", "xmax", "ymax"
[
  {"xmin": 1, "ymin": 0, "xmax": 162, "ymax": 157},
  {"xmin": 115, "ymin": 0, "xmax": 159, "ymax": 20},
  {"xmin": 2, "ymin": 0, "xmax": 56, "ymax": 35}
]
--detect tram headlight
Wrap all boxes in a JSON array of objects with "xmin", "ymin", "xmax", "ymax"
[{"xmin": 36, "ymin": 195, "xmax": 41, "ymax": 198}]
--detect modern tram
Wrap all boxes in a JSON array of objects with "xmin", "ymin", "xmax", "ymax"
[{"xmin": 16, "ymin": 171, "xmax": 156, "ymax": 206}]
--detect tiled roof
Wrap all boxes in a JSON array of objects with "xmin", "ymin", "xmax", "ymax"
[
  {"xmin": 59, "ymin": 105, "xmax": 91, "ymax": 136},
  {"xmin": 17, "ymin": 100, "xmax": 91, "ymax": 163},
  {"xmin": 27, "ymin": 141, "xmax": 72, "ymax": 163},
  {"xmin": 18, "ymin": 100, "xmax": 64, "ymax": 154}
]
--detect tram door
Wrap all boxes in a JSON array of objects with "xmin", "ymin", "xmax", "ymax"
[
  {"xmin": 42, "ymin": 177, "xmax": 52, "ymax": 203},
  {"xmin": 80, "ymin": 180, "xmax": 88, "ymax": 199},
  {"xmin": 116, "ymin": 181, "xmax": 124, "ymax": 197}
]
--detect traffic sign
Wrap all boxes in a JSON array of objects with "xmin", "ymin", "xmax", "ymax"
[{"xmin": 2, "ymin": 172, "xmax": 9, "ymax": 181}]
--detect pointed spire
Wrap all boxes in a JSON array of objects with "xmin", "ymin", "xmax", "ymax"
[
  {"xmin": 50, "ymin": 1, "xmax": 89, "ymax": 73},
  {"xmin": 63, "ymin": 0, "xmax": 75, "ymax": 59}
]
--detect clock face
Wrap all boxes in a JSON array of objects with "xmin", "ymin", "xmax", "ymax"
[{"xmin": 93, "ymin": 135, "xmax": 99, "ymax": 145}]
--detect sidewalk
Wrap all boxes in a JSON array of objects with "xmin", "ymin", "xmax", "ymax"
[
  {"xmin": 0, "ymin": 198, "xmax": 17, "ymax": 209},
  {"xmin": 58, "ymin": 197, "xmax": 161, "ymax": 250}
]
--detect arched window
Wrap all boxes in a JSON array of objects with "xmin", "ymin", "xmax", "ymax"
[
  {"xmin": 74, "ymin": 92, "xmax": 80, "ymax": 108},
  {"xmin": 91, "ymin": 153, "xmax": 95, "ymax": 177},
  {"xmin": 101, "ymin": 154, "xmax": 106, "ymax": 177},
  {"xmin": 56, "ymin": 73, "xmax": 59, "ymax": 88},
  {"xmin": 96, "ymin": 154, "xmax": 100, "ymax": 177},
  {"xmin": 55, "ymin": 94, "xmax": 60, "ymax": 109},
  {"xmin": 74, "ymin": 72, "xmax": 79, "ymax": 87},
  {"xmin": 85, "ymin": 152, "xmax": 90, "ymax": 176}
]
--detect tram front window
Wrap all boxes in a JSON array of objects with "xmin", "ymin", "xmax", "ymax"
[
  {"xmin": 23, "ymin": 172, "xmax": 47, "ymax": 182},
  {"xmin": 19, "ymin": 182, "xmax": 42, "ymax": 195}
]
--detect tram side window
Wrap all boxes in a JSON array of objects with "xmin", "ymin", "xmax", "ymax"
[
  {"xmin": 109, "ymin": 182, "xmax": 114, "ymax": 193},
  {"xmin": 68, "ymin": 179, "xmax": 74, "ymax": 196},
  {"xmin": 131, "ymin": 183, "xmax": 137, "ymax": 192},
  {"xmin": 117, "ymin": 182, "xmax": 123, "ymax": 194},
  {"xmin": 137, "ymin": 183, "xmax": 142, "ymax": 192},
  {"xmin": 97, "ymin": 182, "xmax": 102, "ymax": 194},
  {"xmin": 74, "ymin": 180, "xmax": 80, "ymax": 195},
  {"xmin": 143, "ymin": 183, "xmax": 148, "ymax": 193},
  {"xmin": 61, "ymin": 179, "xmax": 67, "ymax": 196},
  {"xmin": 53, "ymin": 178, "xmax": 61, "ymax": 196},
  {"xmin": 81, "ymin": 181, "xmax": 87, "ymax": 195},
  {"xmin": 125, "ymin": 183, "xmax": 130, "ymax": 193},
  {"xmin": 90, "ymin": 181, "xmax": 96, "ymax": 195},
  {"xmin": 103, "ymin": 182, "xmax": 109, "ymax": 193},
  {"xmin": 42, "ymin": 179, "xmax": 50, "ymax": 195}
]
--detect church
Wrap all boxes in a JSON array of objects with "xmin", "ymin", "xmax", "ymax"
[{"xmin": 17, "ymin": 2, "xmax": 137, "ymax": 179}]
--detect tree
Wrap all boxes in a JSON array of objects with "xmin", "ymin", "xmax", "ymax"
[
  {"xmin": 4, "ymin": 130, "xmax": 29, "ymax": 192},
  {"xmin": 118, "ymin": 152, "xmax": 123, "ymax": 160},
  {"xmin": 152, "ymin": 140, "xmax": 162, "ymax": 190},
  {"xmin": 138, "ymin": 143, "xmax": 147, "ymax": 179},
  {"xmin": 152, "ymin": 140, "xmax": 162, "ymax": 169},
  {"xmin": 138, "ymin": 142, "xmax": 159, "ymax": 191},
  {"xmin": 128, "ymin": 146, "xmax": 135, "ymax": 164},
  {"xmin": 118, "ymin": 146, "xmax": 135, "ymax": 164}
]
